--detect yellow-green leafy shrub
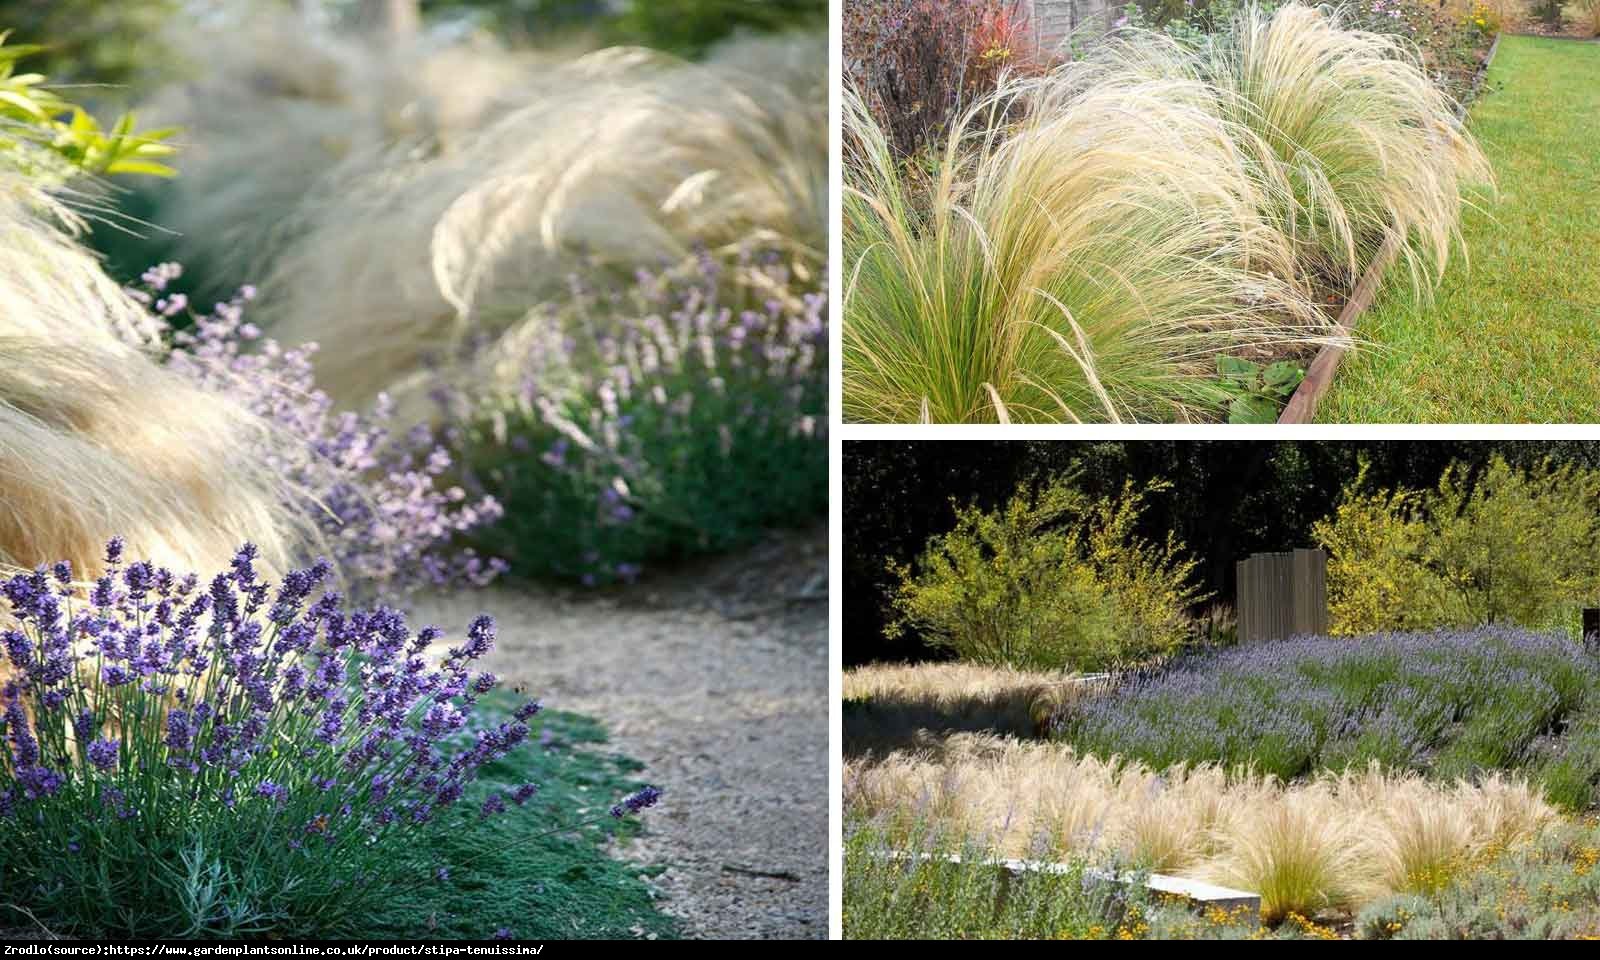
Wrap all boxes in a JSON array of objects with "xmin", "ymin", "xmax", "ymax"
[
  {"xmin": 1312, "ymin": 463, "xmax": 1461, "ymax": 634},
  {"xmin": 886, "ymin": 477, "xmax": 1207, "ymax": 671},
  {"xmin": 1314, "ymin": 456, "xmax": 1600, "ymax": 634}
]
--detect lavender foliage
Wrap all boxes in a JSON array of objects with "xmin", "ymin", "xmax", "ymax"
[
  {"xmin": 131, "ymin": 263, "xmax": 506, "ymax": 597},
  {"xmin": 1057, "ymin": 626, "xmax": 1600, "ymax": 780},
  {"xmin": 0, "ymin": 541, "xmax": 660, "ymax": 935},
  {"xmin": 442, "ymin": 253, "xmax": 827, "ymax": 585}
]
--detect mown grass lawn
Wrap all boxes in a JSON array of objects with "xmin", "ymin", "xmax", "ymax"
[{"xmin": 1320, "ymin": 35, "xmax": 1600, "ymax": 423}]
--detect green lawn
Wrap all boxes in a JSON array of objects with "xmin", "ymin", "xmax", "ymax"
[{"xmin": 1320, "ymin": 36, "xmax": 1600, "ymax": 423}]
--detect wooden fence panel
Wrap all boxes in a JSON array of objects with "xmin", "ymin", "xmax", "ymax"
[
  {"xmin": 1237, "ymin": 548, "xmax": 1327, "ymax": 643},
  {"xmin": 1024, "ymin": 0, "xmax": 1119, "ymax": 55}
]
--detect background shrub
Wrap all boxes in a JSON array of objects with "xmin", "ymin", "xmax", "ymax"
[
  {"xmin": 843, "ymin": 0, "xmax": 1039, "ymax": 161},
  {"xmin": 1313, "ymin": 463, "xmax": 1463, "ymax": 634},
  {"xmin": 0, "ymin": 0, "xmax": 177, "ymax": 92},
  {"xmin": 1530, "ymin": 0, "xmax": 1567, "ymax": 26},
  {"xmin": 885, "ymin": 476, "xmax": 1207, "ymax": 672},
  {"xmin": 414, "ymin": 0, "xmax": 825, "ymax": 56},
  {"xmin": 1314, "ymin": 456, "xmax": 1600, "ymax": 634}
]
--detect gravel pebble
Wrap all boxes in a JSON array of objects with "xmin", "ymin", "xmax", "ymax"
[{"xmin": 410, "ymin": 527, "xmax": 827, "ymax": 940}]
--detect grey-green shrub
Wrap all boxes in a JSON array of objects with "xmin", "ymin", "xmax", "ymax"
[
  {"xmin": 1356, "ymin": 822, "xmax": 1600, "ymax": 939},
  {"xmin": 842, "ymin": 817, "xmax": 1152, "ymax": 939}
]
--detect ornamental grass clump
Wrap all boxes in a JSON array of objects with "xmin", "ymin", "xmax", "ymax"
[
  {"xmin": 1164, "ymin": 3, "xmax": 1491, "ymax": 295},
  {"xmin": 138, "ymin": 263, "xmax": 506, "ymax": 599},
  {"xmin": 244, "ymin": 32, "xmax": 825, "ymax": 413},
  {"xmin": 842, "ymin": 62, "xmax": 1326, "ymax": 423},
  {"xmin": 442, "ymin": 253, "xmax": 826, "ymax": 586},
  {"xmin": 0, "ymin": 187, "xmax": 311, "ymax": 584},
  {"xmin": 0, "ymin": 540, "xmax": 660, "ymax": 938},
  {"xmin": 845, "ymin": 734, "xmax": 1556, "ymax": 921},
  {"xmin": 119, "ymin": 8, "xmax": 552, "ymax": 307}
]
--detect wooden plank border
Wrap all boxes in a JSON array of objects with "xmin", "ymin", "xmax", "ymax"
[{"xmin": 1276, "ymin": 30, "xmax": 1504, "ymax": 424}]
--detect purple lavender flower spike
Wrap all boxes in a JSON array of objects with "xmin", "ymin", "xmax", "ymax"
[
  {"xmin": 610, "ymin": 785, "xmax": 663, "ymax": 819},
  {"xmin": 87, "ymin": 739, "xmax": 119, "ymax": 772},
  {"xmin": 144, "ymin": 274, "xmax": 506, "ymax": 600},
  {"xmin": 0, "ymin": 539, "xmax": 646, "ymax": 927}
]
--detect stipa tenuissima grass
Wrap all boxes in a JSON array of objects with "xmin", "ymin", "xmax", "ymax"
[
  {"xmin": 842, "ymin": 63, "xmax": 1329, "ymax": 424},
  {"xmin": 128, "ymin": 7, "xmax": 560, "ymax": 306},
  {"xmin": 1105, "ymin": 3, "xmax": 1493, "ymax": 296},
  {"xmin": 0, "ymin": 181, "xmax": 312, "ymax": 585},
  {"xmin": 248, "ymin": 31, "xmax": 826, "ymax": 414},
  {"xmin": 0, "ymin": 539, "xmax": 661, "ymax": 938},
  {"xmin": 846, "ymin": 734, "xmax": 1554, "ymax": 922}
]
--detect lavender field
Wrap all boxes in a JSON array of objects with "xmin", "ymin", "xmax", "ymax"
[
  {"xmin": 1061, "ymin": 626, "xmax": 1600, "ymax": 789},
  {"xmin": 845, "ymin": 442, "xmax": 1600, "ymax": 939}
]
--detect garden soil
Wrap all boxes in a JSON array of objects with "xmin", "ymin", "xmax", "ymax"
[{"xmin": 412, "ymin": 524, "xmax": 828, "ymax": 940}]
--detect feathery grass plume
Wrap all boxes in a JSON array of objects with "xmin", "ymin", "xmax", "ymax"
[
  {"xmin": 0, "ymin": 184, "xmax": 309, "ymax": 587},
  {"xmin": 1338, "ymin": 767, "xmax": 1545, "ymax": 900},
  {"xmin": 251, "ymin": 31, "xmax": 826, "ymax": 412},
  {"xmin": 1169, "ymin": 3, "xmax": 1492, "ymax": 295},
  {"xmin": 1205, "ymin": 780, "xmax": 1366, "ymax": 922},
  {"xmin": 844, "ymin": 734, "xmax": 1555, "ymax": 919},
  {"xmin": 843, "ymin": 661, "xmax": 1106, "ymax": 750},
  {"xmin": 126, "ymin": 9, "xmax": 554, "ymax": 305},
  {"xmin": 842, "ymin": 62, "xmax": 1325, "ymax": 424},
  {"xmin": 1567, "ymin": 0, "xmax": 1600, "ymax": 35}
]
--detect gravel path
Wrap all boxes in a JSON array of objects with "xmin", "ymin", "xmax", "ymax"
[{"xmin": 409, "ymin": 527, "xmax": 828, "ymax": 940}]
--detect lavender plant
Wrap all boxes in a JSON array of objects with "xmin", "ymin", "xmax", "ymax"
[
  {"xmin": 131, "ymin": 263, "xmax": 507, "ymax": 598},
  {"xmin": 445, "ymin": 253, "xmax": 827, "ymax": 585},
  {"xmin": 0, "ymin": 540, "xmax": 660, "ymax": 937},
  {"xmin": 1531, "ymin": 703, "xmax": 1600, "ymax": 811},
  {"xmin": 1057, "ymin": 626, "xmax": 1600, "ymax": 782}
]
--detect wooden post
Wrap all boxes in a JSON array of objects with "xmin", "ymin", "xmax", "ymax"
[{"xmin": 1237, "ymin": 548, "xmax": 1327, "ymax": 643}]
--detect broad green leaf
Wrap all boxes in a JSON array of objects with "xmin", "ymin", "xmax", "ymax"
[
  {"xmin": 1228, "ymin": 395, "xmax": 1280, "ymax": 424},
  {"xmin": 1217, "ymin": 355, "xmax": 1261, "ymax": 380},
  {"xmin": 1263, "ymin": 361, "xmax": 1305, "ymax": 395}
]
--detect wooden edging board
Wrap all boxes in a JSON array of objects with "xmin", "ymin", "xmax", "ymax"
[
  {"xmin": 873, "ymin": 851, "xmax": 1262, "ymax": 914},
  {"xmin": 1276, "ymin": 30, "xmax": 1504, "ymax": 424}
]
